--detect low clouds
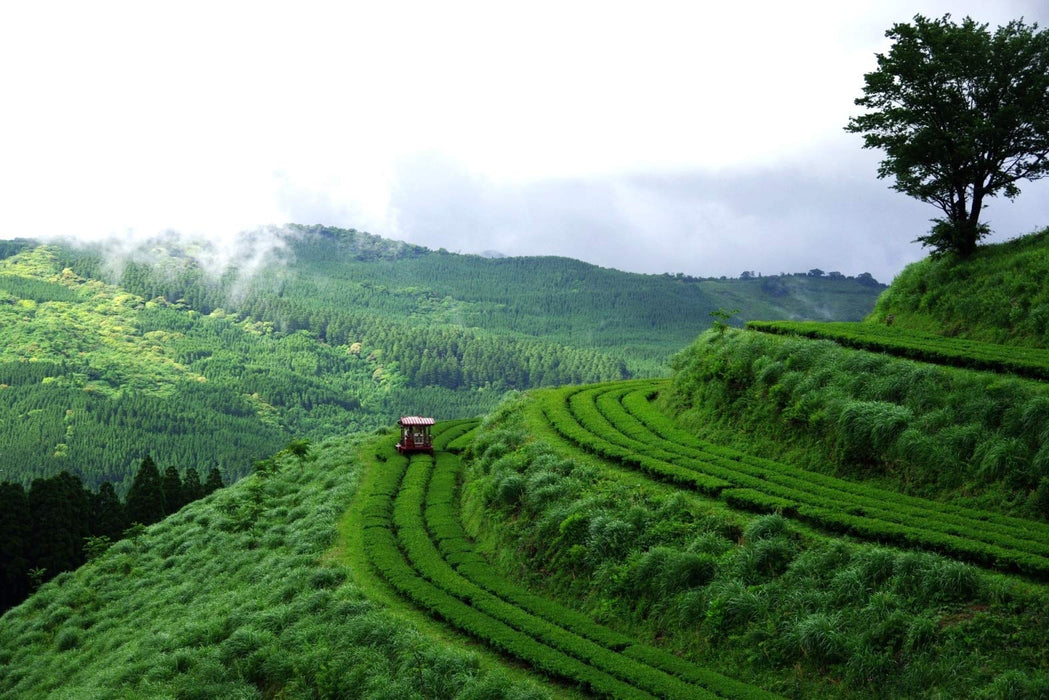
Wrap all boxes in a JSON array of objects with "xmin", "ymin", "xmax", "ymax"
[
  {"xmin": 382, "ymin": 151, "xmax": 1049, "ymax": 283},
  {"xmin": 4, "ymin": 2, "xmax": 1049, "ymax": 285}
]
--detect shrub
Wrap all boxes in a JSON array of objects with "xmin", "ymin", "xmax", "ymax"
[
  {"xmin": 661, "ymin": 551, "xmax": 717, "ymax": 594},
  {"xmin": 492, "ymin": 473, "xmax": 526, "ymax": 509},
  {"xmin": 585, "ymin": 516, "xmax": 636, "ymax": 565},
  {"xmin": 844, "ymin": 641, "xmax": 896, "ymax": 689},
  {"xmin": 704, "ymin": 579, "xmax": 767, "ymax": 637},
  {"xmin": 307, "ymin": 567, "xmax": 347, "ymax": 590},
  {"xmin": 742, "ymin": 513, "xmax": 790, "ymax": 543},
  {"xmin": 975, "ymin": 437, "xmax": 1029, "ymax": 484},
  {"xmin": 1032, "ymin": 477, "xmax": 1049, "ymax": 519},
  {"xmin": 903, "ymin": 614, "xmax": 939, "ymax": 653},
  {"xmin": 976, "ymin": 670, "xmax": 1049, "ymax": 699}
]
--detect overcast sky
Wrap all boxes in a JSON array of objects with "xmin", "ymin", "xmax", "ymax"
[{"xmin": 3, "ymin": 1, "xmax": 1049, "ymax": 283}]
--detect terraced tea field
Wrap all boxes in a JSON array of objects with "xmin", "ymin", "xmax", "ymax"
[
  {"xmin": 540, "ymin": 379, "xmax": 1049, "ymax": 578},
  {"xmin": 356, "ymin": 332, "xmax": 1049, "ymax": 694},
  {"xmin": 356, "ymin": 419, "xmax": 775, "ymax": 699}
]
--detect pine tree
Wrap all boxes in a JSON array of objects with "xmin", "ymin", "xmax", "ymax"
[
  {"xmin": 203, "ymin": 467, "xmax": 225, "ymax": 495},
  {"xmin": 125, "ymin": 456, "xmax": 166, "ymax": 526},
  {"xmin": 161, "ymin": 465, "xmax": 184, "ymax": 514},
  {"xmin": 0, "ymin": 481, "xmax": 31, "ymax": 612},
  {"xmin": 27, "ymin": 472, "xmax": 91, "ymax": 583},
  {"xmin": 90, "ymin": 482, "xmax": 126, "ymax": 541},
  {"xmin": 181, "ymin": 467, "xmax": 205, "ymax": 503}
]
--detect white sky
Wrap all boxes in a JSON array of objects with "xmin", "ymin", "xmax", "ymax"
[{"xmin": 2, "ymin": 1, "xmax": 1048, "ymax": 282}]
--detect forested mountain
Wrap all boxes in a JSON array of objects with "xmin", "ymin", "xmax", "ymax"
[
  {"xmin": 0, "ymin": 227, "xmax": 883, "ymax": 494},
  {"xmin": 56, "ymin": 224, "xmax": 885, "ymax": 375}
]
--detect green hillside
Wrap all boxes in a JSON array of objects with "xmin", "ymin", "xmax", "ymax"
[
  {"xmin": 57, "ymin": 225, "xmax": 885, "ymax": 376},
  {"xmin": 0, "ymin": 246, "xmax": 392, "ymax": 492},
  {"xmin": 5, "ymin": 227, "xmax": 1049, "ymax": 697},
  {"xmin": 869, "ymin": 226, "xmax": 1049, "ymax": 346}
]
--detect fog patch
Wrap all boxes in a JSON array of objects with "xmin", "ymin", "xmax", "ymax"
[{"xmin": 42, "ymin": 225, "xmax": 301, "ymax": 305}]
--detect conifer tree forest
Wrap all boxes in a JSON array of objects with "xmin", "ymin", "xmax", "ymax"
[{"xmin": 0, "ymin": 457, "xmax": 222, "ymax": 613}]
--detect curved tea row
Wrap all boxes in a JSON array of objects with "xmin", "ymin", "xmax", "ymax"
[
  {"xmin": 746, "ymin": 321, "xmax": 1049, "ymax": 380},
  {"xmin": 539, "ymin": 379, "xmax": 1049, "ymax": 579}
]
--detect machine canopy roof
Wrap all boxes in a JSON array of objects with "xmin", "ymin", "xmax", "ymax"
[{"xmin": 398, "ymin": 416, "xmax": 435, "ymax": 427}]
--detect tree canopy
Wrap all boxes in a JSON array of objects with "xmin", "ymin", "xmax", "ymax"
[{"xmin": 846, "ymin": 14, "xmax": 1049, "ymax": 256}]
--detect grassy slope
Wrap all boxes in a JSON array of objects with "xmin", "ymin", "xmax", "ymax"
[
  {"xmin": 665, "ymin": 329, "xmax": 1049, "ymax": 517},
  {"xmin": 869, "ymin": 226, "xmax": 1049, "ymax": 346},
  {"xmin": 0, "ymin": 434, "xmax": 552, "ymax": 699}
]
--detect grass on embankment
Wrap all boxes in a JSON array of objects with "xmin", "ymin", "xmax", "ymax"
[
  {"xmin": 869, "ymin": 226, "xmax": 1049, "ymax": 346},
  {"xmin": 666, "ymin": 329, "xmax": 1049, "ymax": 518},
  {"xmin": 458, "ymin": 391, "xmax": 1049, "ymax": 699},
  {"xmin": 0, "ymin": 433, "xmax": 549, "ymax": 699}
]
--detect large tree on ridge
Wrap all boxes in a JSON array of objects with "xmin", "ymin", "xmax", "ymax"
[{"xmin": 846, "ymin": 14, "xmax": 1049, "ymax": 257}]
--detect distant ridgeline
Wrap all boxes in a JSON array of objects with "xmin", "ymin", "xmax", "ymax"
[
  {"xmin": 0, "ymin": 228, "xmax": 883, "ymax": 495},
  {"xmin": 53, "ymin": 224, "xmax": 886, "ymax": 372}
]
